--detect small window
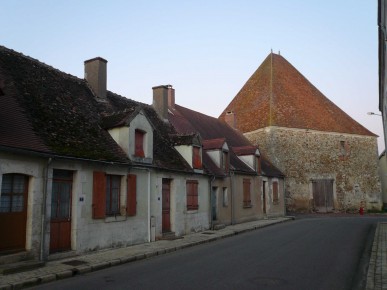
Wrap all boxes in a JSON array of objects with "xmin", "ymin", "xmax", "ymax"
[
  {"xmin": 339, "ymin": 140, "xmax": 350, "ymax": 161},
  {"xmin": 186, "ymin": 180, "xmax": 199, "ymax": 210},
  {"xmin": 243, "ymin": 179, "xmax": 251, "ymax": 207},
  {"xmin": 106, "ymin": 175, "xmax": 121, "ymax": 216},
  {"xmin": 272, "ymin": 181, "xmax": 279, "ymax": 204},
  {"xmin": 193, "ymin": 146, "xmax": 202, "ymax": 169},
  {"xmin": 135, "ymin": 129, "xmax": 145, "ymax": 157},
  {"xmin": 0, "ymin": 174, "xmax": 28, "ymax": 213},
  {"xmin": 223, "ymin": 187, "xmax": 228, "ymax": 207}
]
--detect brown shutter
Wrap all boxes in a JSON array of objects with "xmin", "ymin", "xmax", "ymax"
[
  {"xmin": 193, "ymin": 147, "xmax": 202, "ymax": 169},
  {"xmin": 135, "ymin": 130, "xmax": 145, "ymax": 157},
  {"xmin": 127, "ymin": 174, "xmax": 137, "ymax": 216},
  {"xmin": 93, "ymin": 171, "xmax": 106, "ymax": 219},
  {"xmin": 186, "ymin": 180, "xmax": 199, "ymax": 210}
]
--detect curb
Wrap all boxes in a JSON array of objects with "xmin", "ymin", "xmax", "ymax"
[{"xmin": 0, "ymin": 218, "xmax": 293, "ymax": 289}]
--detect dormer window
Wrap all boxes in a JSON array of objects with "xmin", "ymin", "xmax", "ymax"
[
  {"xmin": 135, "ymin": 129, "xmax": 145, "ymax": 157},
  {"xmin": 255, "ymin": 156, "xmax": 261, "ymax": 174},
  {"xmin": 193, "ymin": 146, "xmax": 202, "ymax": 169}
]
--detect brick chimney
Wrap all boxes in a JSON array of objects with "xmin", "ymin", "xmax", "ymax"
[
  {"xmin": 167, "ymin": 85, "xmax": 175, "ymax": 109},
  {"xmin": 84, "ymin": 57, "xmax": 107, "ymax": 100},
  {"xmin": 225, "ymin": 111, "xmax": 236, "ymax": 129},
  {"xmin": 152, "ymin": 85, "xmax": 169, "ymax": 121}
]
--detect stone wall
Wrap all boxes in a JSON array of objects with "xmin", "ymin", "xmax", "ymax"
[{"xmin": 245, "ymin": 126, "xmax": 382, "ymax": 212}]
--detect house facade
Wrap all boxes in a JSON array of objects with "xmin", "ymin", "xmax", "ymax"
[
  {"xmin": 0, "ymin": 46, "xmax": 210, "ymax": 262},
  {"xmin": 220, "ymin": 53, "xmax": 381, "ymax": 212},
  {"xmin": 152, "ymin": 85, "xmax": 285, "ymax": 227}
]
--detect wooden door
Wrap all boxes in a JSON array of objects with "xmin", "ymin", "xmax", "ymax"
[
  {"xmin": 50, "ymin": 170, "xmax": 72, "ymax": 253},
  {"xmin": 312, "ymin": 179, "xmax": 334, "ymax": 213},
  {"xmin": 262, "ymin": 181, "xmax": 267, "ymax": 214},
  {"xmin": 211, "ymin": 187, "xmax": 217, "ymax": 221},
  {"xmin": 162, "ymin": 179, "xmax": 171, "ymax": 232},
  {"xmin": 0, "ymin": 174, "xmax": 28, "ymax": 252}
]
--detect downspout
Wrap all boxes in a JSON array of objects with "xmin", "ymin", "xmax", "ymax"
[
  {"xmin": 230, "ymin": 170, "xmax": 235, "ymax": 225},
  {"xmin": 40, "ymin": 157, "xmax": 52, "ymax": 262},
  {"xmin": 209, "ymin": 175, "xmax": 215, "ymax": 229}
]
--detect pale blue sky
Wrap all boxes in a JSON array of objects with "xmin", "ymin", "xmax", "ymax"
[{"xmin": 1, "ymin": 1, "xmax": 383, "ymax": 152}]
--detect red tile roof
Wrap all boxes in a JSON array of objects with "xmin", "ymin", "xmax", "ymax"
[
  {"xmin": 220, "ymin": 53, "xmax": 376, "ymax": 136},
  {"xmin": 202, "ymin": 138, "xmax": 226, "ymax": 150}
]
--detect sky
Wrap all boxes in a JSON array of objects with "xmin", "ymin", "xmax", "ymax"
[{"xmin": 1, "ymin": 0, "xmax": 384, "ymax": 152}]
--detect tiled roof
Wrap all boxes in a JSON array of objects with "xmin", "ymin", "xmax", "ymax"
[
  {"xmin": 232, "ymin": 145, "xmax": 258, "ymax": 156},
  {"xmin": 169, "ymin": 104, "xmax": 284, "ymax": 177},
  {"xmin": 220, "ymin": 53, "xmax": 376, "ymax": 136},
  {"xmin": 0, "ymin": 46, "xmax": 191, "ymax": 171},
  {"xmin": 202, "ymin": 138, "xmax": 226, "ymax": 150}
]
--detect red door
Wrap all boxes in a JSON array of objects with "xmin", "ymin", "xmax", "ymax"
[
  {"xmin": 162, "ymin": 179, "xmax": 171, "ymax": 232},
  {"xmin": 50, "ymin": 170, "xmax": 72, "ymax": 253},
  {"xmin": 0, "ymin": 174, "xmax": 28, "ymax": 252}
]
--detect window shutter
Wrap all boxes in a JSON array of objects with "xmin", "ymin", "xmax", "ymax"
[
  {"xmin": 135, "ymin": 130, "xmax": 145, "ymax": 157},
  {"xmin": 193, "ymin": 147, "xmax": 202, "ymax": 169},
  {"xmin": 93, "ymin": 171, "xmax": 106, "ymax": 219},
  {"xmin": 127, "ymin": 174, "xmax": 137, "ymax": 216},
  {"xmin": 186, "ymin": 180, "xmax": 199, "ymax": 210}
]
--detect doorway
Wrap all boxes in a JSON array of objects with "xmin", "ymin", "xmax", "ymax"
[
  {"xmin": 211, "ymin": 187, "xmax": 218, "ymax": 221},
  {"xmin": 312, "ymin": 179, "xmax": 334, "ymax": 213},
  {"xmin": 50, "ymin": 169, "xmax": 73, "ymax": 253},
  {"xmin": 162, "ymin": 179, "xmax": 171, "ymax": 233},
  {"xmin": 0, "ymin": 174, "xmax": 29, "ymax": 252},
  {"xmin": 262, "ymin": 181, "xmax": 267, "ymax": 214}
]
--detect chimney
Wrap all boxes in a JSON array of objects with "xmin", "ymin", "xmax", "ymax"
[
  {"xmin": 152, "ymin": 85, "xmax": 169, "ymax": 121},
  {"xmin": 225, "ymin": 111, "xmax": 236, "ymax": 129},
  {"xmin": 167, "ymin": 85, "xmax": 175, "ymax": 109},
  {"xmin": 84, "ymin": 57, "xmax": 107, "ymax": 100}
]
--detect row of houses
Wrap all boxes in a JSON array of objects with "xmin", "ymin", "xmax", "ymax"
[{"xmin": 0, "ymin": 46, "xmax": 284, "ymax": 261}]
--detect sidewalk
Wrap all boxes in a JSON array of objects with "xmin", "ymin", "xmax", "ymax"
[
  {"xmin": 0, "ymin": 217, "xmax": 292, "ymax": 290},
  {"xmin": 367, "ymin": 222, "xmax": 387, "ymax": 290}
]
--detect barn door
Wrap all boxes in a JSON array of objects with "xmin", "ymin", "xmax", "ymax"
[
  {"xmin": 0, "ymin": 174, "xmax": 28, "ymax": 252},
  {"xmin": 50, "ymin": 169, "xmax": 73, "ymax": 253},
  {"xmin": 312, "ymin": 179, "xmax": 334, "ymax": 213},
  {"xmin": 162, "ymin": 179, "xmax": 171, "ymax": 233}
]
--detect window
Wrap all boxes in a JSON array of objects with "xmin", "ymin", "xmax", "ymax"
[
  {"xmin": 186, "ymin": 180, "xmax": 199, "ymax": 210},
  {"xmin": 193, "ymin": 146, "xmax": 202, "ymax": 169},
  {"xmin": 273, "ymin": 181, "xmax": 279, "ymax": 204},
  {"xmin": 92, "ymin": 172, "xmax": 137, "ymax": 219},
  {"xmin": 0, "ymin": 174, "xmax": 28, "ymax": 213},
  {"xmin": 339, "ymin": 140, "xmax": 350, "ymax": 161},
  {"xmin": 222, "ymin": 151, "xmax": 229, "ymax": 172},
  {"xmin": 243, "ymin": 179, "xmax": 251, "ymax": 207},
  {"xmin": 135, "ymin": 129, "xmax": 145, "ymax": 157},
  {"xmin": 223, "ymin": 187, "xmax": 228, "ymax": 207},
  {"xmin": 106, "ymin": 175, "xmax": 121, "ymax": 216}
]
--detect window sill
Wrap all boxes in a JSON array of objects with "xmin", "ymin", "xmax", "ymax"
[
  {"xmin": 186, "ymin": 209, "xmax": 199, "ymax": 213},
  {"xmin": 105, "ymin": 215, "xmax": 127, "ymax": 223},
  {"xmin": 243, "ymin": 204, "xmax": 252, "ymax": 208}
]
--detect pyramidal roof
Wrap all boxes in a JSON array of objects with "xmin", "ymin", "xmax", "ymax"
[{"xmin": 220, "ymin": 53, "xmax": 376, "ymax": 136}]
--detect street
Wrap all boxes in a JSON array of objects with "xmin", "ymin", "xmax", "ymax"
[{"xmin": 32, "ymin": 216, "xmax": 386, "ymax": 290}]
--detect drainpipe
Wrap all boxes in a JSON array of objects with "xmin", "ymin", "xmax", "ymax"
[
  {"xmin": 40, "ymin": 158, "xmax": 52, "ymax": 262},
  {"xmin": 209, "ymin": 175, "xmax": 215, "ymax": 229},
  {"xmin": 230, "ymin": 171, "xmax": 235, "ymax": 225}
]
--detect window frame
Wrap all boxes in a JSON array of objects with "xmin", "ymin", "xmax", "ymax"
[
  {"xmin": 0, "ymin": 173, "xmax": 28, "ymax": 213},
  {"xmin": 186, "ymin": 180, "xmax": 199, "ymax": 210}
]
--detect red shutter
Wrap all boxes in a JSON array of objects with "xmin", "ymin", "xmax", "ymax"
[
  {"xmin": 193, "ymin": 147, "xmax": 202, "ymax": 169},
  {"xmin": 127, "ymin": 174, "xmax": 137, "ymax": 216},
  {"xmin": 257, "ymin": 156, "xmax": 261, "ymax": 174},
  {"xmin": 135, "ymin": 130, "xmax": 145, "ymax": 157},
  {"xmin": 93, "ymin": 171, "xmax": 106, "ymax": 219},
  {"xmin": 186, "ymin": 180, "xmax": 198, "ymax": 210}
]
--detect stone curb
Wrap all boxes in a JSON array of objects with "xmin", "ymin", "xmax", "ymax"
[{"xmin": 0, "ymin": 217, "xmax": 293, "ymax": 289}]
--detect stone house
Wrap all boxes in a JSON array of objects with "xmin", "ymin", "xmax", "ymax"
[
  {"xmin": 220, "ymin": 53, "xmax": 381, "ymax": 212},
  {"xmin": 0, "ymin": 46, "xmax": 210, "ymax": 262},
  {"xmin": 152, "ymin": 85, "xmax": 285, "ymax": 228}
]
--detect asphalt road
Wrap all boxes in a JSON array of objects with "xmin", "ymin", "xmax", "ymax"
[{"xmin": 33, "ymin": 215, "xmax": 387, "ymax": 290}]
